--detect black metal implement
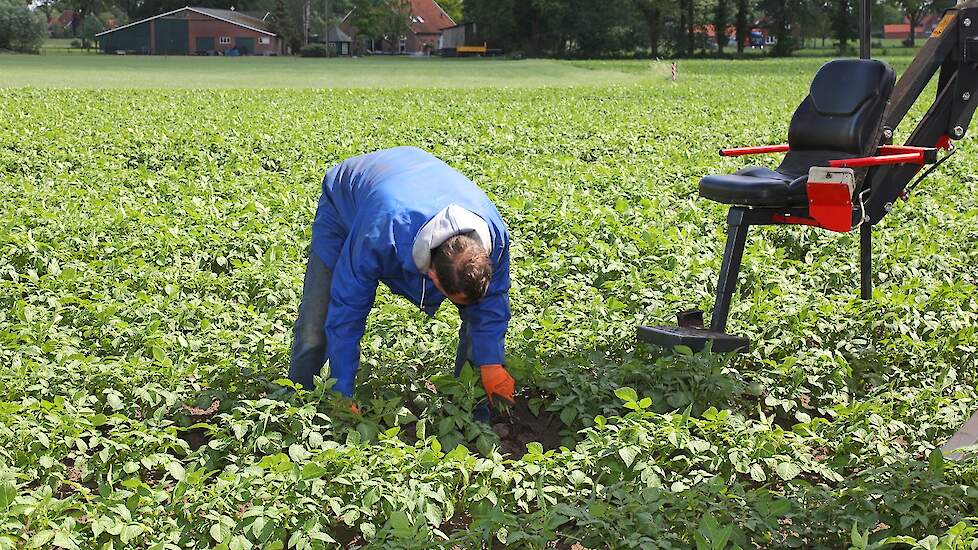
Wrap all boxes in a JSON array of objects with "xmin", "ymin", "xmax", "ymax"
[{"xmin": 639, "ymin": 0, "xmax": 978, "ymax": 355}]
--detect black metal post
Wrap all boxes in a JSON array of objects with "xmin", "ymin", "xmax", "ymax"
[
  {"xmin": 710, "ymin": 207, "xmax": 750, "ymax": 333},
  {"xmin": 859, "ymin": 0, "xmax": 871, "ymax": 60},
  {"xmin": 859, "ymin": 0, "xmax": 873, "ymax": 299},
  {"xmin": 860, "ymin": 224, "xmax": 873, "ymax": 299}
]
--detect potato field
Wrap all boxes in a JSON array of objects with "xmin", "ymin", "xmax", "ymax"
[{"xmin": 2, "ymin": 59, "xmax": 978, "ymax": 548}]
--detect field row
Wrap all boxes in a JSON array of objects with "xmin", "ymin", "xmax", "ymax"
[{"xmin": 1, "ymin": 67, "xmax": 977, "ymax": 547}]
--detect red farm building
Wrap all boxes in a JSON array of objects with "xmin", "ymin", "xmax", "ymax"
[
  {"xmin": 95, "ymin": 6, "xmax": 281, "ymax": 56},
  {"xmin": 883, "ymin": 14, "xmax": 944, "ymax": 40},
  {"xmin": 341, "ymin": 0, "xmax": 456, "ymax": 55}
]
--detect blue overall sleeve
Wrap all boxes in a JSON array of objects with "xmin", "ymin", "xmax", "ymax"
[
  {"xmin": 459, "ymin": 241, "xmax": 511, "ymax": 367},
  {"xmin": 325, "ymin": 237, "xmax": 380, "ymax": 397}
]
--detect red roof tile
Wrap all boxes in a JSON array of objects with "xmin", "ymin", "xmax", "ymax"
[{"xmin": 407, "ymin": 0, "xmax": 454, "ymax": 36}]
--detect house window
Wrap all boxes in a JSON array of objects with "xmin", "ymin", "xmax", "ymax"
[
  {"xmin": 219, "ymin": 36, "xmax": 231, "ymax": 45},
  {"xmin": 258, "ymin": 37, "xmax": 270, "ymax": 45},
  {"xmin": 411, "ymin": 15, "xmax": 424, "ymax": 23}
]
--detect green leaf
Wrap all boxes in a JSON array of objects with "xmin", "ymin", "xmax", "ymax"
[
  {"xmin": 614, "ymin": 386, "xmax": 638, "ymax": 403},
  {"xmin": 850, "ymin": 522, "xmax": 869, "ymax": 549},
  {"xmin": 618, "ymin": 445, "xmax": 639, "ymax": 467},
  {"xmin": 106, "ymin": 392, "xmax": 124, "ymax": 411},
  {"xmin": 775, "ymin": 462, "xmax": 802, "ymax": 481},
  {"xmin": 51, "ymin": 531, "xmax": 79, "ymax": 550},
  {"xmin": 301, "ymin": 462, "xmax": 327, "ymax": 480},
  {"xmin": 288, "ymin": 444, "xmax": 310, "ymax": 462},
  {"xmin": 229, "ymin": 535, "xmax": 252, "ymax": 550},
  {"xmin": 167, "ymin": 461, "xmax": 186, "ymax": 482},
  {"xmin": 749, "ymin": 463, "xmax": 767, "ymax": 482},
  {"xmin": 28, "ymin": 530, "xmax": 54, "ymax": 549},
  {"xmin": 438, "ymin": 416, "xmax": 455, "ymax": 436},
  {"xmin": 0, "ymin": 482, "xmax": 15, "ymax": 510},
  {"xmin": 928, "ymin": 448, "xmax": 945, "ymax": 474},
  {"xmin": 120, "ymin": 524, "xmax": 142, "ymax": 544},
  {"xmin": 476, "ymin": 434, "xmax": 495, "ymax": 456}
]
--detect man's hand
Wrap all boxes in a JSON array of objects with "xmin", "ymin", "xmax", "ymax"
[
  {"xmin": 480, "ymin": 364, "xmax": 515, "ymax": 405},
  {"xmin": 350, "ymin": 402, "xmax": 361, "ymax": 415}
]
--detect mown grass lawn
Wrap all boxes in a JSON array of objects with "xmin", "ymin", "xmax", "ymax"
[
  {"xmin": 0, "ymin": 53, "xmax": 662, "ymax": 88},
  {"xmin": 1, "ymin": 54, "xmax": 977, "ymax": 548}
]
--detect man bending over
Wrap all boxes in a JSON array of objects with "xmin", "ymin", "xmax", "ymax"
[{"xmin": 289, "ymin": 146, "xmax": 516, "ymax": 413}]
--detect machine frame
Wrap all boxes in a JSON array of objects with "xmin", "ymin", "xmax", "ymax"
[{"xmin": 638, "ymin": 2, "xmax": 978, "ymax": 353}]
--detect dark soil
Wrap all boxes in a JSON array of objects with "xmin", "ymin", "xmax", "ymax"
[
  {"xmin": 490, "ymin": 396, "xmax": 565, "ymax": 457},
  {"xmin": 177, "ymin": 398, "xmax": 220, "ymax": 451},
  {"xmin": 179, "ymin": 427, "xmax": 211, "ymax": 451}
]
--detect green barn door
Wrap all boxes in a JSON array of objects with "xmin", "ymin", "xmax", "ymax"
[
  {"xmin": 195, "ymin": 37, "xmax": 215, "ymax": 54},
  {"xmin": 155, "ymin": 19, "xmax": 189, "ymax": 55},
  {"xmin": 235, "ymin": 37, "xmax": 255, "ymax": 55}
]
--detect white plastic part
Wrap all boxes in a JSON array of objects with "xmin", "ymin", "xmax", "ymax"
[{"xmin": 807, "ymin": 166, "xmax": 856, "ymax": 196}]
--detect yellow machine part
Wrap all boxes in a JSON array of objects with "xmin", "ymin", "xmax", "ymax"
[{"xmin": 456, "ymin": 44, "xmax": 487, "ymax": 54}]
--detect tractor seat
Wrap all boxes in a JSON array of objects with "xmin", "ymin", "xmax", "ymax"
[
  {"xmin": 699, "ymin": 59, "xmax": 896, "ymax": 208},
  {"xmin": 699, "ymin": 167, "xmax": 807, "ymax": 207}
]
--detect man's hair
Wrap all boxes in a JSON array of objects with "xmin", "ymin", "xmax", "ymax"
[{"xmin": 431, "ymin": 234, "xmax": 492, "ymax": 303}]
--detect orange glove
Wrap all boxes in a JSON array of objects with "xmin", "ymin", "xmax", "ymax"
[
  {"xmin": 480, "ymin": 364, "xmax": 515, "ymax": 405},
  {"xmin": 350, "ymin": 403, "xmax": 361, "ymax": 415}
]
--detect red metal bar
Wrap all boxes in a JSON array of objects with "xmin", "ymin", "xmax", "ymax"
[
  {"xmin": 877, "ymin": 145, "xmax": 934, "ymax": 155},
  {"xmin": 828, "ymin": 151, "xmax": 927, "ymax": 168},
  {"xmin": 719, "ymin": 144, "xmax": 790, "ymax": 157}
]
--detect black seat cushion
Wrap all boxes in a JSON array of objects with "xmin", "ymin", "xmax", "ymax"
[
  {"xmin": 699, "ymin": 167, "xmax": 808, "ymax": 207},
  {"xmin": 699, "ymin": 59, "xmax": 896, "ymax": 207}
]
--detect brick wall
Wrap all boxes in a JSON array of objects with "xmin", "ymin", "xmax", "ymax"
[{"xmin": 186, "ymin": 14, "xmax": 280, "ymax": 55}]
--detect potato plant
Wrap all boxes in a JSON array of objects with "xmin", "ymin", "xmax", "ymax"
[{"xmin": 1, "ymin": 58, "xmax": 978, "ymax": 548}]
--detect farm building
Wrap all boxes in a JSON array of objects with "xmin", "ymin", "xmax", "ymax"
[
  {"xmin": 341, "ymin": 0, "xmax": 455, "ymax": 55},
  {"xmin": 883, "ymin": 14, "xmax": 943, "ymax": 39},
  {"xmin": 327, "ymin": 26, "xmax": 353, "ymax": 56},
  {"xmin": 438, "ymin": 23, "xmax": 500, "ymax": 56},
  {"xmin": 95, "ymin": 7, "xmax": 281, "ymax": 55}
]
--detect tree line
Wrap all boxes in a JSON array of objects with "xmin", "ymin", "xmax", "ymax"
[
  {"xmin": 464, "ymin": 0, "xmax": 956, "ymax": 58},
  {"xmin": 1, "ymin": 0, "xmax": 956, "ymax": 55}
]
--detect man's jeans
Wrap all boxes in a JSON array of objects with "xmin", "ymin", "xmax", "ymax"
[
  {"xmin": 289, "ymin": 253, "xmax": 334, "ymax": 391},
  {"xmin": 289, "ymin": 254, "xmax": 488, "ymax": 421}
]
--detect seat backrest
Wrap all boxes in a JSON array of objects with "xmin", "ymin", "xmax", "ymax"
[{"xmin": 777, "ymin": 59, "xmax": 895, "ymax": 178}]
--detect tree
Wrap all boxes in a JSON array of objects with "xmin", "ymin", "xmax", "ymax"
[
  {"xmin": 380, "ymin": 0, "xmax": 411, "ymax": 51},
  {"xmin": 347, "ymin": 0, "xmax": 411, "ymax": 52},
  {"xmin": 569, "ymin": 0, "xmax": 637, "ymax": 58},
  {"xmin": 681, "ymin": 0, "xmax": 694, "ymax": 56},
  {"xmin": 829, "ymin": 0, "xmax": 855, "ymax": 50},
  {"xmin": 759, "ymin": 0, "xmax": 801, "ymax": 56},
  {"xmin": 79, "ymin": 14, "xmax": 104, "ymax": 49},
  {"xmin": 46, "ymin": 0, "xmax": 104, "ymax": 24},
  {"xmin": 0, "ymin": 0, "xmax": 47, "ymax": 52},
  {"xmin": 714, "ymin": 0, "xmax": 730, "ymax": 53},
  {"xmin": 273, "ymin": 0, "xmax": 300, "ymax": 53},
  {"xmin": 888, "ymin": 0, "xmax": 932, "ymax": 47},
  {"xmin": 632, "ymin": 0, "xmax": 668, "ymax": 57},
  {"xmin": 463, "ymin": 0, "xmax": 516, "ymax": 50},
  {"xmin": 734, "ymin": 0, "xmax": 750, "ymax": 53},
  {"xmin": 438, "ymin": 0, "xmax": 462, "ymax": 22},
  {"xmin": 462, "ymin": 0, "xmax": 570, "ymax": 57}
]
